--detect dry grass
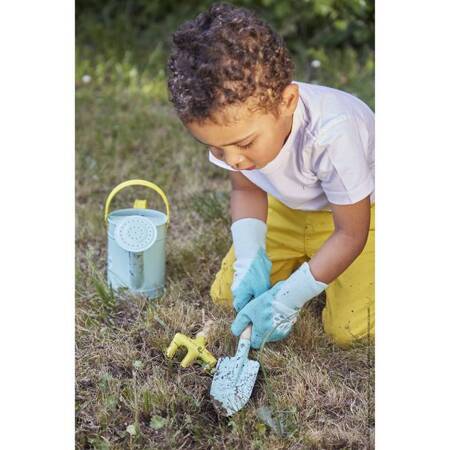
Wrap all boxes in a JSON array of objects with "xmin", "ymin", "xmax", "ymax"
[{"xmin": 76, "ymin": 23, "xmax": 374, "ymax": 449}]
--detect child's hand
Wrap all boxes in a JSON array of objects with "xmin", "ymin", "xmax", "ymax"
[
  {"xmin": 231, "ymin": 218, "xmax": 272, "ymax": 312},
  {"xmin": 230, "ymin": 262, "xmax": 327, "ymax": 349},
  {"xmin": 232, "ymin": 247, "xmax": 272, "ymax": 312}
]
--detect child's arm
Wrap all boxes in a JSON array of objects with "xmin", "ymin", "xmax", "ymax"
[
  {"xmin": 228, "ymin": 171, "xmax": 272, "ymax": 312},
  {"xmin": 231, "ymin": 194, "xmax": 371, "ymax": 349},
  {"xmin": 230, "ymin": 171, "xmax": 268, "ymax": 222},
  {"xmin": 308, "ymin": 196, "xmax": 371, "ymax": 283}
]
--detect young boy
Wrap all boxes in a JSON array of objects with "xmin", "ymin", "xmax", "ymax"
[{"xmin": 167, "ymin": 3, "xmax": 374, "ymax": 349}]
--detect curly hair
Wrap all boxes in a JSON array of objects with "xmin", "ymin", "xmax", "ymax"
[{"xmin": 167, "ymin": 2, "xmax": 294, "ymax": 124}]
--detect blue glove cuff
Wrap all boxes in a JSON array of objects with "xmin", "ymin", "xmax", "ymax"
[
  {"xmin": 277, "ymin": 262, "xmax": 328, "ymax": 311},
  {"xmin": 231, "ymin": 218, "xmax": 267, "ymax": 259}
]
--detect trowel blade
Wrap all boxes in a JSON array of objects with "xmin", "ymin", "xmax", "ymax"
[{"xmin": 210, "ymin": 355, "xmax": 260, "ymax": 416}]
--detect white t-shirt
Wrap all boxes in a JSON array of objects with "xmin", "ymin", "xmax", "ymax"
[{"xmin": 209, "ymin": 81, "xmax": 375, "ymax": 211}]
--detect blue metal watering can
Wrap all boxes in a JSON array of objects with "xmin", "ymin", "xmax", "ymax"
[{"xmin": 104, "ymin": 179, "xmax": 170, "ymax": 299}]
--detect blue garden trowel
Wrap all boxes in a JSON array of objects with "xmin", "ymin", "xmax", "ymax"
[{"xmin": 210, "ymin": 325, "xmax": 259, "ymax": 416}]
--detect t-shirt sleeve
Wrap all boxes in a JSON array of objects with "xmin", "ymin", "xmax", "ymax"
[
  {"xmin": 208, "ymin": 151, "xmax": 238, "ymax": 171},
  {"xmin": 313, "ymin": 116, "xmax": 374, "ymax": 205}
]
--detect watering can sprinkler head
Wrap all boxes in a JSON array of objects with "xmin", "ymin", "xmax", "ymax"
[{"xmin": 166, "ymin": 320, "xmax": 217, "ymax": 371}]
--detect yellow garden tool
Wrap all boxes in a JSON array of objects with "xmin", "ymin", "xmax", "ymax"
[{"xmin": 166, "ymin": 320, "xmax": 217, "ymax": 371}]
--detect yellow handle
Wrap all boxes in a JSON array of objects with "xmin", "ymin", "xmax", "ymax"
[{"xmin": 104, "ymin": 179, "xmax": 170, "ymax": 224}]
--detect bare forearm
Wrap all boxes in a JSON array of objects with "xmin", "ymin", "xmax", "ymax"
[
  {"xmin": 308, "ymin": 230, "xmax": 368, "ymax": 284},
  {"xmin": 230, "ymin": 189, "xmax": 268, "ymax": 223}
]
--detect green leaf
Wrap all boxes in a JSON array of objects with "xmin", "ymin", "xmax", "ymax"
[
  {"xmin": 88, "ymin": 436, "xmax": 110, "ymax": 450},
  {"xmin": 256, "ymin": 422, "xmax": 267, "ymax": 435},
  {"xmin": 105, "ymin": 395, "xmax": 117, "ymax": 410},
  {"xmin": 334, "ymin": 20, "xmax": 348, "ymax": 31},
  {"xmin": 150, "ymin": 415, "xmax": 168, "ymax": 430},
  {"xmin": 256, "ymin": 406, "xmax": 285, "ymax": 437},
  {"xmin": 126, "ymin": 424, "xmax": 137, "ymax": 436},
  {"xmin": 133, "ymin": 360, "xmax": 143, "ymax": 369}
]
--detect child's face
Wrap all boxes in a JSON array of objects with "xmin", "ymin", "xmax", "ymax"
[{"xmin": 186, "ymin": 84, "xmax": 299, "ymax": 171}]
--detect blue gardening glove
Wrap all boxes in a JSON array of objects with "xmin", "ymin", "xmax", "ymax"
[
  {"xmin": 231, "ymin": 218, "xmax": 272, "ymax": 312},
  {"xmin": 231, "ymin": 262, "xmax": 327, "ymax": 348}
]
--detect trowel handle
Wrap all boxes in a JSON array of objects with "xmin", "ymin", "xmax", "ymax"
[
  {"xmin": 196, "ymin": 319, "xmax": 214, "ymax": 341},
  {"xmin": 240, "ymin": 324, "xmax": 252, "ymax": 340}
]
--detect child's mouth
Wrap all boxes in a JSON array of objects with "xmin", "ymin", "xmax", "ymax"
[{"xmin": 243, "ymin": 165, "xmax": 256, "ymax": 171}]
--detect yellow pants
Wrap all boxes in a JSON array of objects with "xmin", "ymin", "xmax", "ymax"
[{"xmin": 210, "ymin": 196, "xmax": 375, "ymax": 347}]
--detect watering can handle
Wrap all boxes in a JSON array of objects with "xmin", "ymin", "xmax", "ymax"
[{"xmin": 104, "ymin": 179, "xmax": 171, "ymax": 224}]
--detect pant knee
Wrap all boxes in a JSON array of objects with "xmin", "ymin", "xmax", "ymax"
[
  {"xmin": 210, "ymin": 276, "xmax": 233, "ymax": 309},
  {"xmin": 323, "ymin": 322, "xmax": 357, "ymax": 348},
  {"xmin": 322, "ymin": 303, "xmax": 374, "ymax": 348},
  {"xmin": 210, "ymin": 258, "xmax": 234, "ymax": 310}
]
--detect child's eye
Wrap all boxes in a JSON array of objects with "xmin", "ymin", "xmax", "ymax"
[{"xmin": 238, "ymin": 141, "xmax": 253, "ymax": 150}]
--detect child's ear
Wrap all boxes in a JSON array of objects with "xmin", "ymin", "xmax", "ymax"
[{"xmin": 279, "ymin": 83, "xmax": 299, "ymax": 116}]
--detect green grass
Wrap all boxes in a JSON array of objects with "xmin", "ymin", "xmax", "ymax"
[{"xmin": 76, "ymin": 13, "xmax": 374, "ymax": 449}]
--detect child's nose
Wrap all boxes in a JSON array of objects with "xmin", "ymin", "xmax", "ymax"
[{"xmin": 225, "ymin": 153, "xmax": 244, "ymax": 169}]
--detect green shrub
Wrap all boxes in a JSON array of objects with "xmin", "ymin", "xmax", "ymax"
[{"xmin": 76, "ymin": 0, "xmax": 374, "ymax": 54}]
